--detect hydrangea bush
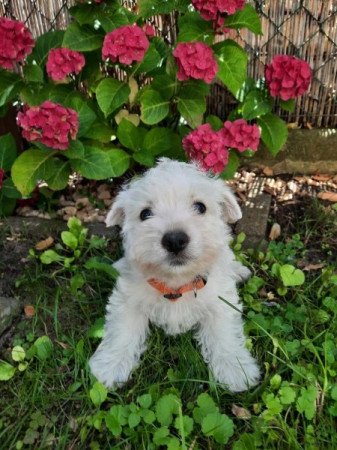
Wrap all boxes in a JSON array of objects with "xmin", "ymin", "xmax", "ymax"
[{"xmin": 0, "ymin": 0, "xmax": 312, "ymax": 215}]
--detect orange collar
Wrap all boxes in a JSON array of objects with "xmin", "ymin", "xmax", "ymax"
[{"xmin": 147, "ymin": 276, "xmax": 207, "ymax": 301}]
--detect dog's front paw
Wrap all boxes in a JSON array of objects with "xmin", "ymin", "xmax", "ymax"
[
  {"xmin": 212, "ymin": 354, "xmax": 260, "ymax": 392},
  {"xmin": 89, "ymin": 354, "xmax": 132, "ymax": 388}
]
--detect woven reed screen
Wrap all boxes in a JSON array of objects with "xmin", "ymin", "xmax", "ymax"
[{"xmin": 1, "ymin": 0, "xmax": 336, "ymax": 128}]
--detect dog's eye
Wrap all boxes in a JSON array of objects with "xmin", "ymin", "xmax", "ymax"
[
  {"xmin": 140, "ymin": 208, "xmax": 153, "ymax": 221},
  {"xmin": 193, "ymin": 202, "xmax": 207, "ymax": 214}
]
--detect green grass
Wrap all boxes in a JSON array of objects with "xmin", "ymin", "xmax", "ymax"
[{"xmin": 0, "ymin": 202, "xmax": 337, "ymax": 449}]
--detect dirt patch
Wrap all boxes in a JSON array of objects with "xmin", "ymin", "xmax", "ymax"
[{"xmin": 0, "ymin": 228, "xmax": 31, "ymax": 297}]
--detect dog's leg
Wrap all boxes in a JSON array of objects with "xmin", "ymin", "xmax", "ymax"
[
  {"xmin": 89, "ymin": 297, "xmax": 149, "ymax": 388},
  {"xmin": 195, "ymin": 306, "xmax": 260, "ymax": 392}
]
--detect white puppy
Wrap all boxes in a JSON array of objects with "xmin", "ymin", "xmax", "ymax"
[{"xmin": 89, "ymin": 159, "xmax": 260, "ymax": 392}]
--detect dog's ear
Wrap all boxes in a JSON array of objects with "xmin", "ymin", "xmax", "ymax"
[
  {"xmin": 219, "ymin": 183, "xmax": 242, "ymax": 224},
  {"xmin": 105, "ymin": 192, "xmax": 125, "ymax": 227}
]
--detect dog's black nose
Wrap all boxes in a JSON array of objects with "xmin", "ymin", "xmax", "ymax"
[{"xmin": 161, "ymin": 231, "xmax": 190, "ymax": 255}]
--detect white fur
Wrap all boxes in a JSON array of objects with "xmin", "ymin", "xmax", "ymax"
[{"xmin": 89, "ymin": 159, "xmax": 260, "ymax": 392}]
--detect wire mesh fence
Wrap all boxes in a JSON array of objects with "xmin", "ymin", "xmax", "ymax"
[{"xmin": 1, "ymin": 0, "xmax": 336, "ymax": 128}]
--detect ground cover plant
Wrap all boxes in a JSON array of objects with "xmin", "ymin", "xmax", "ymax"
[
  {"xmin": 0, "ymin": 0, "xmax": 312, "ymax": 216},
  {"xmin": 1, "ymin": 200, "xmax": 336, "ymax": 449}
]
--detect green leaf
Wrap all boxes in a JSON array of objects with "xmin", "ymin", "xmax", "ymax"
[
  {"xmin": 100, "ymin": 7, "xmax": 136, "ymax": 32},
  {"xmin": 70, "ymin": 274, "xmax": 86, "ymax": 294},
  {"xmin": 63, "ymin": 23, "xmax": 103, "ymax": 51},
  {"xmin": 225, "ymin": 4, "xmax": 262, "ymax": 35},
  {"xmin": 28, "ymin": 30, "xmax": 64, "ymax": 67},
  {"xmin": 174, "ymin": 415, "xmax": 194, "ymax": 437},
  {"xmin": 137, "ymin": 393, "xmax": 152, "ymax": 409},
  {"xmin": 40, "ymin": 249, "xmax": 64, "ymax": 265},
  {"xmin": 177, "ymin": 11, "xmax": 214, "ymax": 45},
  {"xmin": 155, "ymin": 394, "xmax": 181, "ymax": 426},
  {"xmin": 106, "ymin": 149, "xmax": 130, "ymax": 177},
  {"xmin": 64, "ymin": 140, "xmax": 85, "ymax": 159},
  {"xmin": 264, "ymin": 393, "xmax": 283, "ymax": 415},
  {"xmin": 128, "ymin": 412, "xmax": 141, "ymax": 428},
  {"xmin": 296, "ymin": 386, "xmax": 317, "ymax": 420},
  {"xmin": 331, "ymin": 385, "xmax": 337, "ymax": 401},
  {"xmin": 11, "ymin": 346, "xmax": 26, "ymax": 362},
  {"xmin": 23, "ymin": 64, "xmax": 44, "ymax": 83},
  {"xmin": 0, "ymin": 70, "xmax": 23, "ymax": 107},
  {"xmin": 279, "ymin": 264, "xmax": 305, "ymax": 287},
  {"xmin": 151, "ymin": 74, "xmax": 178, "ymax": 100},
  {"xmin": 89, "ymin": 382, "xmax": 108, "ymax": 407},
  {"xmin": 84, "ymin": 257, "xmax": 119, "ymax": 279},
  {"xmin": 257, "ymin": 113, "xmax": 288, "ymax": 156},
  {"xmin": 33, "ymin": 336, "xmax": 53, "ymax": 361},
  {"xmin": 242, "ymin": 90, "xmax": 272, "ymax": 120},
  {"xmin": 1, "ymin": 179, "xmax": 21, "ymax": 199},
  {"xmin": 106, "ymin": 405, "xmax": 128, "ymax": 435},
  {"xmin": 67, "ymin": 94, "xmax": 97, "ymax": 137},
  {"xmin": 84, "ymin": 121, "xmax": 113, "ymax": 143},
  {"xmin": 117, "ymin": 119, "xmax": 146, "ymax": 151},
  {"xmin": 0, "ymin": 361, "xmax": 16, "ymax": 380},
  {"xmin": 88, "ymin": 317, "xmax": 105, "ymax": 339},
  {"xmin": 143, "ymin": 127, "xmax": 177, "ymax": 155},
  {"xmin": 134, "ymin": 43, "xmax": 162, "ymax": 75},
  {"xmin": 279, "ymin": 386, "xmax": 296, "ymax": 405},
  {"xmin": 45, "ymin": 159, "xmax": 71, "ymax": 191},
  {"xmin": 193, "ymin": 393, "xmax": 219, "ymax": 424},
  {"xmin": 0, "ymin": 133, "xmax": 17, "ymax": 170},
  {"xmin": 70, "ymin": 146, "xmax": 118, "ymax": 180},
  {"xmin": 205, "ymin": 115, "xmax": 223, "ymax": 131},
  {"xmin": 61, "ymin": 231, "xmax": 78, "ymax": 251},
  {"xmin": 220, "ymin": 151, "xmax": 240, "ymax": 180},
  {"xmin": 153, "ymin": 426, "xmax": 170, "ymax": 446},
  {"xmin": 11, "ymin": 149, "xmax": 55, "ymax": 196},
  {"xmin": 142, "ymin": 409, "xmax": 156, "ymax": 424},
  {"xmin": 177, "ymin": 84, "xmax": 206, "ymax": 128},
  {"xmin": 214, "ymin": 40, "xmax": 248, "ymax": 98},
  {"xmin": 232, "ymin": 433, "xmax": 257, "ymax": 450},
  {"xmin": 140, "ymin": 89, "xmax": 170, "ymax": 125},
  {"xmin": 280, "ymin": 98, "xmax": 296, "ymax": 112},
  {"xmin": 201, "ymin": 412, "xmax": 234, "ymax": 444},
  {"xmin": 96, "ymin": 79, "xmax": 131, "ymax": 118}
]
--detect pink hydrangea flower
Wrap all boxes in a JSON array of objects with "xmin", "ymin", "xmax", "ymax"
[
  {"xmin": 173, "ymin": 42, "xmax": 218, "ymax": 84},
  {"xmin": 143, "ymin": 24, "xmax": 156, "ymax": 37},
  {"xmin": 0, "ymin": 18, "xmax": 35, "ymax": 70},
  {"xmin": 265, "ymin": 55, "xmax": 312, "ymax": 101},
  {"xmin": 0, "ymin": 168, "xmax": 5, "ymax": 190},
  {"xmin": 102, "ymin": 25, "xmax": 149, "ymax": 65},
  {"xmin": 222, "ymin": 119, "xmax": 260, "ymax": 152},
  {"xmin": 17, "ymin": 101, "xmax": 79, "ymax": 150},
  {"xmin": 46, "ymin": 48, "xmax": 85, "ymax": 81},
  {"xmin": 183, "ymin": 124, "xmax": 229, "ymax": 173},
  {"xmin": 192, "ymin": 0, "xmax": 245, "ymax": 20}
]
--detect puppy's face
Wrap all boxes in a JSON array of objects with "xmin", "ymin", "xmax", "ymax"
[{"xmin": 106, "ymin": 159, "xmax": 241, "ymax": 280}]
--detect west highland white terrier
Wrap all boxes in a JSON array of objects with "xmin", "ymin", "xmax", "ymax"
[{"xmin": 89, "ymin": 159, "xmax": 260, "ymax": 392}]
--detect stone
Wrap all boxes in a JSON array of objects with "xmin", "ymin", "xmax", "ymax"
[
  {"xmin": 244, "ymin": 129, "xmax": 337, "ymax": 174},
  {"xmin": 0, "ymin": 297, "xmax": 21, "ymax": 335}
]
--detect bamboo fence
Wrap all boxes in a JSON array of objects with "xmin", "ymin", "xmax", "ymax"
[{"xmin": 1, "ymin": 0, "xmax": 336, "ymax": 128}]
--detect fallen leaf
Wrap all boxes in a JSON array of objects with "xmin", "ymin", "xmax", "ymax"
[
  {"xmin": 263, "ymin": 166, "xmax": 274, "ymax": 176},
  {"xmin": 269, "ymin": 223, "xmax": 281, "ymax": 240},
  {"xmin": 312, "ymin": 174, "xmax": 332, "ymax": 182},
  {"xmin": 231, "ymin": 404, "xmax": 251, "ymax": 419},
  {"xmin": 56, "ymin": 340, "xmax": 70, "ymax": 349},
  {"xmin": 35, "ymin": 236, "xmax": 54, "ymax": 251},
  {"xmin": 317, "ymin": 191, "xmax": 337, "ymax": 202},
  {"xmin": 287, "ymin": 122, "xmax": 300, "ymax": 129},
  {"xmin": 303, "ymin": 263, "xmax": 325, "ymax": 271},
  {"xmin": 24, "ymin": 305, "xmax": 35, "ymax": 318}
]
